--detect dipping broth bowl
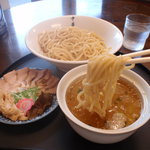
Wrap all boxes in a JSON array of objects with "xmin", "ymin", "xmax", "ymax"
[{"xmin": 57, "ymin": 65, "xmax": 150, "ymax": 144}]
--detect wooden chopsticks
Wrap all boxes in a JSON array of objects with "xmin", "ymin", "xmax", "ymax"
[{"xmin": 123, "ymin": 49, "xmax": 150, "ymax": 64}]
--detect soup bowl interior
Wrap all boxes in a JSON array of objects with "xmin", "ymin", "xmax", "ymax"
[
  {"xmin": 57, "ymin": 65, "xmax": 150, "ymax": 144},
  {"xmin": 25, "ymin": 15, "xmax": 123, "ymax": 72}
]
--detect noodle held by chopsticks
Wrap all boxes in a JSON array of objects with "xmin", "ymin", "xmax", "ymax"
[{"xmin": 76, "ymin": 54, "xmax": 134, "ymax": 118}]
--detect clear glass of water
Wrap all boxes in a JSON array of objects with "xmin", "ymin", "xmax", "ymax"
[
  {"xmin": 0, "ymin": 5, "xmax": 7, "ymax": 37},
  {"xmin": 123, "ymin": 14, "xmax": 150, "ymax": 51}
]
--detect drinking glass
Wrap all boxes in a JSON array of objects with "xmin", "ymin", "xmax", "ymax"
[
  {"xmin": 0, "ymin": 5, "xmax": 7, "ymax": 37},
  {"xmin": 123, "ymin": 14, "xmax": 150, "ymax": 51}
]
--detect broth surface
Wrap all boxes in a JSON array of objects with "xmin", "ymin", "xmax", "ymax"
[{"xmin": 66, "ymin": 75, "xmax": 142, "ymax": 129}]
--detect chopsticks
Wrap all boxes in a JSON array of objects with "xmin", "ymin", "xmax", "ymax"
[{"xmin": 123, "ymin": 49, "xmax": 150, "ymax": 64}]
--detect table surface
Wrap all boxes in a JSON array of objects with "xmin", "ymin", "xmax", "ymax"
[{"xmin": 0, "ymin": 0, "xmax": 150, "ymax": 150}]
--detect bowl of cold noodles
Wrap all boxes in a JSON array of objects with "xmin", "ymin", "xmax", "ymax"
[
  {"xmin": 57, "ymin": 53, "xmax": 150, "ymax": 144},
  {"xmin": 25, "ymin": 15, "xmax": 123, "ymax": 72}
]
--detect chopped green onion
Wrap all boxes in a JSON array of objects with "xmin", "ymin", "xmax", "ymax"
[{"xmin": 12, "ymin": 87, "xmax": 41, "ymax": 103}]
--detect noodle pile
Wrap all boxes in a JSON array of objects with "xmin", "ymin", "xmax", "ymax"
[
  {"xmin": 38, "ymin": 26, "xmax": 109, "ymax": 61},
  {"xmin": 76, "ymin": 54, "xmax": 133, "ymax": 118}
]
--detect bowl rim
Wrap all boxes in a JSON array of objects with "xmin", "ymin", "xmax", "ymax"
[
  {"xmin": 25, "ymin": 15, "xmax": 123, "ymax": 64},
  {"xmin": 57, "ymin": 64, "xmax": 150, "ymax": 135}
]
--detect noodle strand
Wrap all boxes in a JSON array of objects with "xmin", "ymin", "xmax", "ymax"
[{"xmin": 76, "ymin": 54, "xmax": 133, "ymax": 118}]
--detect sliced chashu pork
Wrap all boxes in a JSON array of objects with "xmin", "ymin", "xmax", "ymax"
[{"xmin": 0, "ymin": 67, "xmax": 59, "ymax": 121}]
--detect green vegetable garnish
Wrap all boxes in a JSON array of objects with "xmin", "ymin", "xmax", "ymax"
[{"xmin": 12, "ymin": 87, "xmax": 41, "ymax": 103}]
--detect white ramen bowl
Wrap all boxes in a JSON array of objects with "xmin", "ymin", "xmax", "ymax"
[
  {"xmin": 57, "ymin": 65, "xmax": 150, "ymax": 144},
  {"xmin": 25, "ymin": 15, "xmax": 123, "ymax": 72}
]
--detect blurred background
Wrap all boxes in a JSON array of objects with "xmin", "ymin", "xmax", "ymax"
[{"xmin": 0, "ymin": 0, "xmax": 41, "ymax": 9}]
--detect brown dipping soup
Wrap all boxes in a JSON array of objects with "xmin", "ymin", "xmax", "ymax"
[{"xmin": 66, "ymin": 75, "xmax": 142, "ymax": 129}]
